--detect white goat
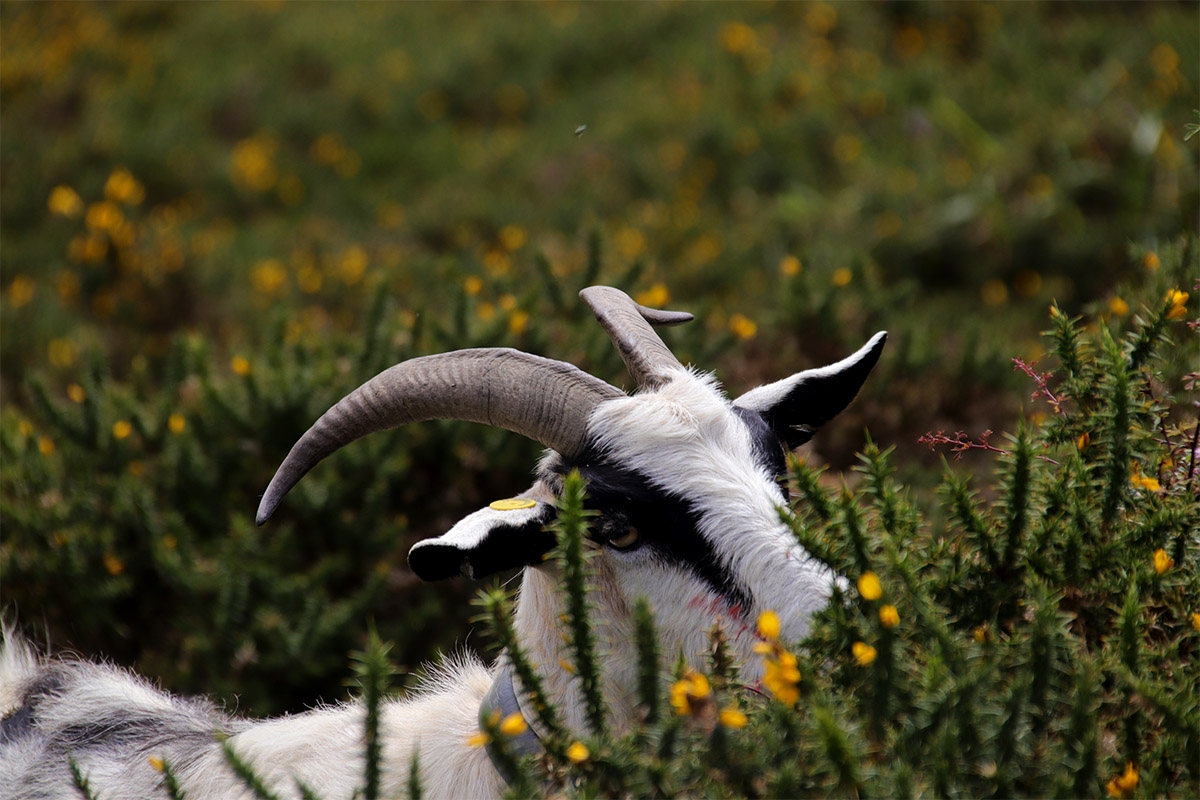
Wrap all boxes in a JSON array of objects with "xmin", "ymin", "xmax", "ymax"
[{"xmin": 0, "ymin": 286, "xmax": 885, "ymax": 799}]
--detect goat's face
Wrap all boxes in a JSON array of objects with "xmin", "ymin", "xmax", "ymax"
[{"xmin": 257, "ymin": 287, "xmax": 885, "ymax": 678}]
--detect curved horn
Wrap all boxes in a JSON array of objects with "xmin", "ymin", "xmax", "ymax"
[
  {"xmin": 257, "ymin": 348, "xmax": 621, "ymax": 525},
  {"xmin": 580, "ymin": 286, "xmax": 692, "ymax": 388}
]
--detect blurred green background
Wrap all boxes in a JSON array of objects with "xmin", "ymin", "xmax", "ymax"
[{"xmin": 1, "ymin": 1, "xmax": 1196, "ymax": 716}]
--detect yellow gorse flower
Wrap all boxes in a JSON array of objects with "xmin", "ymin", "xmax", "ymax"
[
  {"xmin": 465, "ymin": 731, "xmax": 490, "ymax": 748},
  {"xmin": 669, "ymin": 669, "xmax": 712, "ymax": 716},
  {"xmin": 719, "ymin": 707, "xmax": 748, "ymax": 729},
  {"xmin": 1153, "ymin": 548, "xmax": 1174, "ymax": 575},
  {"xmin": 879, "ymin": 604, "xmax": 900, "ymax": 628},
  {"xmin": 1191, "ymin": 612, "xmax": 1200, "ymax": 632},
  {"xmin": 755, "ymin": 610, "xmax": 800, "ymax": 705},
  {"xmin": 1165, "ymin": 289, "xmax": 1189, "ymax": 320},
  {"xmin": 857, "ymin": 571, "xmax": 883, "ymax": 601},
  {"xmin": 566, "ymin": 741, "xmax": 589, "ymax": 763},
  {"xmin": 1105, "ymin": 762, "xmax": 1138, "ymax": 799},
  {"xmin": 1130, "ymin": 463, "xmax": 1161, "ymax": 492},
  {"xmin": 498, "ymin": 712, "xmax": 528, "ymax": 737},
  {"xmin": 756, "ymin": 609, "xmax": 781, "ymax": 640},
  {"xmin": 852, "ymin": 641, "xmax": 877, "ymax": 666}
]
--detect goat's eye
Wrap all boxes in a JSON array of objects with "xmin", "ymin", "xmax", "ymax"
[{"xmin": 608, "ymin": 527, "xmax": 640, "ymax": 550}]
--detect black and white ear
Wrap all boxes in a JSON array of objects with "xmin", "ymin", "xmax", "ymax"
[
  {"xmin": 734, "ymin": 332, "xmax": 887, "ymax": 450},
  {"xmin": 407, "ymin": 496, "xmax": 557, "ymax": 581}
]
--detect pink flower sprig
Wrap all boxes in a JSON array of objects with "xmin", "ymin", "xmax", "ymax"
[
  {"xmin": 917, "ymin": 429, "xmax": 1060, "ymax": 466},
  {"xmin": 1012, "ymin": 357, "xmax": 1065, "ymax": 414}
]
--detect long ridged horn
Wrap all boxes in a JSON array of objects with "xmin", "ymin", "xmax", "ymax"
[
  {"xmin": 256, "ymin": 347, "xmax": 621, "ymax": 525},
  {"xmin": 580, "ymin": 286, "xmax": 692, "ymax": 388}
]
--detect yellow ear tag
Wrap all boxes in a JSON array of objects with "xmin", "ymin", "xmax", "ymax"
[{"xmin": 489, "ymin": 498, "xmax": 537, "ymax": 511}]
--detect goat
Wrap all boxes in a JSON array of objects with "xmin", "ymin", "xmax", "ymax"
[{"xmin": 0, "ymin": 286, "xmax": 886, "ymax": 799}]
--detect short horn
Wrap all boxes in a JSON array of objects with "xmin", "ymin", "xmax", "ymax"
[
  {"xmin": 580, "ymin": 286, "xmax": 692, "ymax": 388},
  {"xmin": 256, "ymin": 348, "xmax": 621, "ymax": 524}
]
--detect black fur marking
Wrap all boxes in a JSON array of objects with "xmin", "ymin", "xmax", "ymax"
[
  {"xmin": 558, "ymin": 445, "xmax": 753, "ymax": 616},
  {"xmin": 732, "ymin": 406, "xmax": 789, "ymax": 497},
  {"xmin": 0, "ymin": 672, "xmax": 62, "ymax": 745}
]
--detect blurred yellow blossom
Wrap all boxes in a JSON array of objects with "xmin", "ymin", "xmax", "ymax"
[
  {"xmin": 879, "ymin": 604, "xmax": 900, "ymax": 628},
  {"xmin": 857, "ymin": 571, "xmax": 882, "ymax": 601},
  {"xmin": 894, "ymin": 26, "xmax": 925, "ymax": 59},
  {"xmin": 636, "ymin": 283, "xmax": 670, "ymax": 308},
  {"xmin": 86, "ymin": 201, "xmax": 124, "ymax": 233},
  {"xmin": 147, "ymin": 756, "xmax": 165, "ymax": 772},
  {"xmin": 719, "ymin": 21, "xmax": 756, "ymax": 55},
  {"xmin": 832, "ymin": 133, "xmax": 862, "ymax": 165},
  {"xmin": 757, "ymin": 610, "xmax": 781, "ymax": 641},
  {"xmin": 498, "ymin": 224, "xmax": 526, "ymax": 252},
  {"xmin": 466, "ymin": 731, "xmax": 490, "ymax": 748},
  {"xmin": 566, "ymin": 741, "xmax": 589, "ymax": 763},
  {"xmin": 104, "ymin": 168, "xmax": 145, "ymax": 206},
  {"xmin": 67, "ymin": 383, "xmax": 86, "ymax": 404},
  {"xmin": 1108, "ymin": 297, "xmax": 1130, "ymax": 317},
  {"xmin": 1150, "ymin": 43, "xmax": 1179, "ymax": 76},
  {"xmin": 48, "ymin": 338, "xmax": 78, "ymax": 367},
  {"xmin": 728, "ymin": 313, "xmax": 757, "ymax": 340},
  {"xmin": 231, "ymin": 134, "xmax": 279, "ymax": 192},
  {"xmin": 973, "ymin": 625, "xmax": 989, "ymax": 644},
  {"xmin": 719, "ymin": 708, "xmax": 748, "ymax": 729},
  {"xmin": 615, "ymin": 226, "xmax": 647, "ymax": 259},
  {"xmin": 8, "ymin": 275, "xmax": 35, "ymax": 308},
  {"xmin": 476, "ymin": 301, "xmax": 496, "ymax": 322},
  {"xmin": 1153, "ymin": 548, "xmax": 1174, "ymax": 575},
  {"xmin": 38, "ymin": 436, "xmax": 55, "ymax": 457},
  {"xmin": 231, "ymin": 356, "xmax": 251, "ymax": 376},
  {"xmin": 338, "ymin": 246, "xmax": 368, "ymax": 285},
  {"xmin": 48, "ymin": 185, "xmax": 84, "ymax": 218},
  {"xmin": 852, "ymin": 641, "xmax": 877, "ymax": 666},
  {"xmin": 509, "ymin": 310, "xmax": 530, "ymax": 336},
  {"xmin": 251, "ymin": 258, "xmax": 288, "ymax": 296},
  {"xmin": 1076, "ymin": 432, "xmax": 1090, "ymax": 451},
  {"xmin": 805, "ymin": 3, "xmax": 837, "ymax": 36},
  {"xmin": 761, "ymin": 647, "xmax": 801, "ymax": 705},
  {"xmin": 1192, "ymin": 612, "xmax": 1200, "ymax": 632},
  {"xmin": 831, "ymin": 267, "xmax": 853, "ymax": 288},
  {"xmin": 112, "ymin": 420, "xmax": 133, "ymax": 440},
  {"xmin": 779, "ymin": 255, "xmax": 802, "ymax": 276},
  {"xmin": 1143, "ymin": 251, "xmax": 1160, "ymax": 271},
  {"xmin": 670, "ymin": 669, "xmax": 712, "ymax": 716},
  {"xmin": 463, "ymin": 276, "xmax": 484, "ymax": 296},
  {"xmin": 981, "ymin": 279, "xmax": 1008, "ymax": 307},
  {"xmin": 499, "ymin": 712, "xmax": 527, "ymax": 737},
  {"xmin": 103, "ymin": 552, "xmax": 125, "ymax": 576},
  {"xmin": 1105, "ymin": 763, "xmax": 1138, "ymax": 799},
  {"xmin": 168, "ymin": 413, "xmax": 187, "ymax": 434}
]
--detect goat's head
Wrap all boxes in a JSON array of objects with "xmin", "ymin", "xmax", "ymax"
[{"xmin": 257, "ymin": 287, "xmax": 885, "ymax": 685}]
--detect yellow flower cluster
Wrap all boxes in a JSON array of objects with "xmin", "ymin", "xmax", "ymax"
[
  {"xmin": 1165, "ymin": 289, "xmax": 1189, "ymax": 320},
  {"xmin": 1130, "ymin": 462, "xmax": 1161, "ymax": 493},
  {"xmin": 851, "ymin": 641, "xmax": 877, "ymax": 666},
  {"xmin": 1105, "ymin": 762, "xmax": 1138, "ymax": 799},
  {"xmin": 1153, "ymin": 548, "xmax": 1174, "ymax": 575},
  {"xmin": 669, "ymin": 668, "xmax": 712, "ymax": 716},
  {"xmin": 754, "ymin": 610, "xmax": 801, "ymax": 705}
]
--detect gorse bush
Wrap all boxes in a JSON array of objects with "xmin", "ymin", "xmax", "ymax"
[{"xmin": 67, "ymin": 245, "xmax": 1197, "ymax": 798}]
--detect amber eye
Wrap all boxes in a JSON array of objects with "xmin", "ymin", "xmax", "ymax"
[{"xmin": 608, "ymin": 527, "xmax": 640, "ymax": 550}]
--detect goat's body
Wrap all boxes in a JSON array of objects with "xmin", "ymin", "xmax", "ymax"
[{"xmin": 0, "ymin": 632, "xmax": 500, "ymax": 799}]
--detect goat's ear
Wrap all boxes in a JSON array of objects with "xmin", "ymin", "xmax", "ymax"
[
  {"xmin": 734, "ymin": 332, "xmax": 887, "ymax": 450},
  {"xmin": 407, "ymin": 497, "xmax": 557, "ymax": 581}
]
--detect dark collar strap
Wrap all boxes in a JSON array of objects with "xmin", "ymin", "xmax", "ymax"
[{"xmin": 479, "ymin": 658, "xmax": 544, "ymax": 784}]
